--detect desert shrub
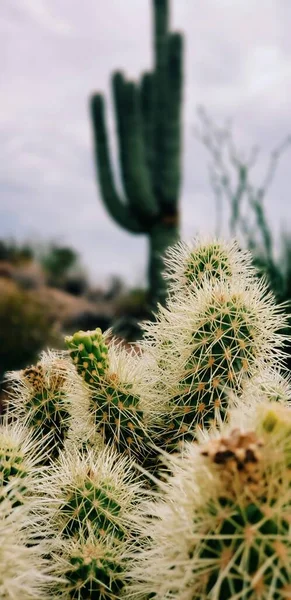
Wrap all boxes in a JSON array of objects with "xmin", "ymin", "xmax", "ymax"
[{"xmin": 0, "ymin": 281, "xmax": 56, "ymax": 382}]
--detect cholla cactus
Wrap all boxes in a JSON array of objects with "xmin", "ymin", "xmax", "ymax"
[
  {"xmin": 129, "ymin": 401, "xmax": 291, "ymax": 599},
  {"xmin": 45, "ymin": 446, "xmax": 143, "ymax": 598},
  {"xmin": 142, "ymin": 276, "xmax": 288, "ymax": 449},
  {"xmin": 46, "ymin": 446, "xmax": 141, "ymax": 537},
  {"xmin": 0, "ymin": 424, "xmax": 55, "ymax": 597},
  {"xmin": 0, "ymin": 420, "xmax": 46, "ymax": 505},
  {"xmin": 163, "ymin": 237, "xmax": 255, "ymax": 293},
  {"xmin": 66, "ymin": 330, "xmax": 151, "ymax": 462},
  {"xmin": 8, "ymin": 351, "xmax": 76, "ymax": 459},
  {"xmin": 0, "ymin": 484, "xmax": 55, "ymax": 599}
]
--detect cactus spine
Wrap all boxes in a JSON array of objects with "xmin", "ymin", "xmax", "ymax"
[
  {"xmin": 0, "ymin": 489, "xmax": 54, "ymax": 599},
  {"xmin": 90, "ymin": 0, "xmax": 183, "ymax": 307},
  {"xmin": 0, "ymin": 421, "xmax": 45, "ymax": 505}
]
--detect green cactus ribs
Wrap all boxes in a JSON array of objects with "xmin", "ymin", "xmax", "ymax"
[
  {"xmin": 90, "ymin": 0, "xmax": 183, "ymax": 309},
  {"xmin": 65, "ymin": 328, "xmax": 109, "ymax": 385},
  {"xmin": 61, "ymin": 481, "xmax": 124, "ymax": 540}
]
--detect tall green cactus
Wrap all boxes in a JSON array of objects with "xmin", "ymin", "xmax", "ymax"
[{"xmin": 90, "ymin": 0, "xmax": 183, "ymax": 307}]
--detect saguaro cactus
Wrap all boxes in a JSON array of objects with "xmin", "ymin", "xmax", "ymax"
[{"xmin": 90, "ymin": 0, "xmax": 183, "ymax": 307}]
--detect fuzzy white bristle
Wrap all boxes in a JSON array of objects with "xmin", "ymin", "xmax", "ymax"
[
  {"xmin": 0, "ymin": 419, "xmax": 51, "ymax": 501},
  {"xmin": 41, "ymin": 445, "xmax": 144, "ymax": 536},
  {"xmin": 0, "ymin": 483, "xmax": 59, "ymax": 599}
]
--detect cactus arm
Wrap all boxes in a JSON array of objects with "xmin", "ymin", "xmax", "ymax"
[
  {"xmin": 140, "ymin": 72, "xmax": 155, "ymax": 181},
  {"xmin": 152, "ymin": 0, "xmax": 169, "ymax": 207},
  {"xmin": 160, "ymin": 33, "xmax": 183, "ymax": 208},
  {"xmin": 111, "ymin": 72, "xmax": 128, "ymax": 189},
  {"xmin": 154, "ymin": 0, "xmax": 169, "ymax": 67},
  {"xmin": 152, "ymin": 1, "xmax": 183, "ymax": 214},
  {"xmin": 112, "ymin": 73, "xmax": 158, "ymax": 222},
  {"xmin": 90, "ymin": 94, "xmax": 146, "ymax": 234}
]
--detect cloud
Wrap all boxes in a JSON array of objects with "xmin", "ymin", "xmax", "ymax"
[
  {"xmin": 1, "ymin": 0, "xmax": 291, "ymax": 285},
  {"xmin": 3, "ymin": 0, "xmax": 72, "ymax": 35}
]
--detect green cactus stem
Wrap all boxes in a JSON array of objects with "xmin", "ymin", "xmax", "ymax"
[
  {"xmin": 66, "ymin": 329, "xmax": 151, "ymax": 462},
  {"xmin": 47, "ymin": 448, "xmax": 143, "ymax": 599}
]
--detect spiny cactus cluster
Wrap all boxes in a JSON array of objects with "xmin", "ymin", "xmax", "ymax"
[
  {"xmin": 0, "ymin": 420, "xmax": 44, "ymax": 504},
  {"xmin": 130, "ymin": 402, "xmax": 291, "ymax": 599},
  {"xmin": 2, "ymin": 236, "xmax": 291, "ymax": 598},
  {"xmin": 164, "ymin": 238, "xmax": 254, "ymax": 292},
  {"xmin": 141, "ymin": 238, "xmax": 287, "ymax": 451}
]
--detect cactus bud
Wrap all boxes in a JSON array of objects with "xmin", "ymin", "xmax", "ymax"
[{"xmin": 65, "ymin": 328, "xmax": 109, "ymax": 384}]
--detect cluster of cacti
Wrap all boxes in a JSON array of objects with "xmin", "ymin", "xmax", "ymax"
[
  {"xmin": 90, "ymin": 0, "xmax": 183, "ymax": 309},
  {"xmin": 2, "ymin": 235, "xmax": 291, "ymax": 598}
]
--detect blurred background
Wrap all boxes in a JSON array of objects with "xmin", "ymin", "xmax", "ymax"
[{"xmin": 1, "ymin": 0, "xmax": 291, "ymax": 386}]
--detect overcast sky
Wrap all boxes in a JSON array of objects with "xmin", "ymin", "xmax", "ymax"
[{"xmin": 1, "ymin": 0, "xmax": 291, "ymax": 286}]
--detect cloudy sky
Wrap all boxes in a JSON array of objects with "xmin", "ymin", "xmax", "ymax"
[{"xmin": 1, "ymin": 0, "xmax": 291, "ymax": 286}]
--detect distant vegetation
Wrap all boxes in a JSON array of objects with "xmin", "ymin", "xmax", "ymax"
[
  {"xmin": 0, "ymin": 239, "xmax": 148, "ymax": 383},
  {"xmin": 197, "ymin": 107, "xmax": 291, "ymax": 368}
]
